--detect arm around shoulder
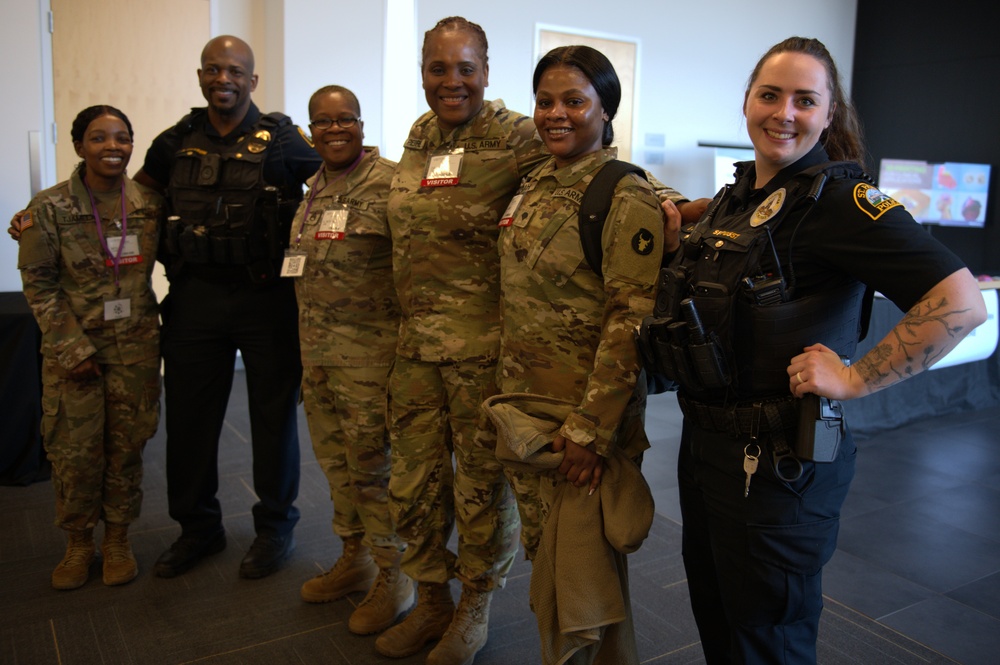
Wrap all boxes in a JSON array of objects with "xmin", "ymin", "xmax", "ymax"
[
  {"xmin": 678, "ymin": 198, "xmax": 711, "ymax": 224},
  {"xmin": 131, "ymin": 168, "xmax": 165, "ymax": 195}
]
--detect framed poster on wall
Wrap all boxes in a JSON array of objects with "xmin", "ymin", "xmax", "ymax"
[{"xmin": 536, "ymin": 26, "xmax": 638, "ymax": 162}]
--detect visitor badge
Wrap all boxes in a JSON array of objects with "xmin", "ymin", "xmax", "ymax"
[
  {"xmin": 316, "ymin": 207, "xmax": 349, "ymax": 240},
  {"xmin": 104, "ymin": 298, "xmax": 131, "ymax": 321},
  {"xmin": 499, "ymin": 195, "xmax": 523, "ymax": 227},
  {"xmin": 105, "ymin": 234, "xmax": 143, "ymax": 265},
  {"xmin": 422, "ymin": 148, "xmax": 464, "ymax": 187},
  {"xmin": 280, "ymin": 250, "xmax": 308, "ymax": 278}
]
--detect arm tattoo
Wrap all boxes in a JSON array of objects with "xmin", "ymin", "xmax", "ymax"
[{"xmin": 855, "ymin": 296, "xmax": 971, "ymax": 390}]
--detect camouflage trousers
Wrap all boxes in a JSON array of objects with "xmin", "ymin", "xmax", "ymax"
[
  {"xmin": 502, "ymin": 468, "xmax": 550, "ymax": 561},
  {"xmin": 40, "ymin": 355, "xmax": 161, "ymax": 531},
  {"xmin": 301, "ymin": 364, "xmax": 403, "ymax": 567},
  {"xmin": 387, "ymin": 356, "xmax": 519, "ymax": 591}
]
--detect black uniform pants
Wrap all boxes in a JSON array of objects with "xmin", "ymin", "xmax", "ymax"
[
  {"xmin": 161, "ymin": 273, "xmax": 302, "ymax": 538},
  {"xmin": 678, "ymin": 420, "xmax": 856, "ymax": 664}
]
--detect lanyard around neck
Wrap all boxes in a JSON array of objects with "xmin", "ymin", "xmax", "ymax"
[{"xmin": 83, "ymin": 176, "xmax": 128, "ymax": 288}]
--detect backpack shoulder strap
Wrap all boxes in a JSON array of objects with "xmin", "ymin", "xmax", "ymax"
[{"xmin": 579, "ymin": 160, "xmax": 648, "ymax": 278}]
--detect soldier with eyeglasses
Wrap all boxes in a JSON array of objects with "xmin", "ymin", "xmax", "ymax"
[{"xmin": 291, "ymin": 85, "xmax": 413, "ymax": 635}]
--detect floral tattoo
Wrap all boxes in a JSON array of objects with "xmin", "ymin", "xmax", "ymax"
[{"xmin": 854, "ymin": 296, "xmax": 970, "ymax": 388}]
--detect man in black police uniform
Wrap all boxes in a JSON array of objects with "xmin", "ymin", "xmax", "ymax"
[{"xmin": 134, "ymin": 35, "xmax": 321, "ymax": 579}]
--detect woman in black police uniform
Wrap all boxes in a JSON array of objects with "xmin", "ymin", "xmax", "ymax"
[{"xmin": 653, "ymin": 37, "xmax": 986, "ymax": 664}]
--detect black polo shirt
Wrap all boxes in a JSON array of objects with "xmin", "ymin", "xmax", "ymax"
[{"xmin": 729, "ymin": 143, "xmax": 965, "ymax": 310}]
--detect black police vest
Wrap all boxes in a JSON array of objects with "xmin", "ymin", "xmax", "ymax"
[
  {"xmin": 667, "ymin": 161, "xmax": 870, "ymax": 400},
  {"xmin": 164, "ymin": 111, "xmax": 295, "ymax": 272}
]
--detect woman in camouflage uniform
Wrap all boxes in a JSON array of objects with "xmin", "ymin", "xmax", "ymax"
[
  {"xmin": 495, "ymin": 46, "xmax": 670, "ymax": 664},
  {"xmin": 375, "ymin": 16, "xmax": 549, "ymax": 665},
  {"xmin": 289, "ymin": 86, "xmax": 412, "ymax": 635},
  {"xmin": 18, "ymin": 106, "xmax": 164, "ymax": 590}
]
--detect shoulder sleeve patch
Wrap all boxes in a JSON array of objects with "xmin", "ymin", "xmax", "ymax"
[
  {"xmin": 853, "ymin": 183, "xmax": 902, "ymax": 220},
  {"xmin": 605, "ymin": 196, "xmax": 664, "ymax": 284},
  {"xmin": 632, "ymin": 228, "xmax": 655, "ymax": 256},
  {"xmin": 297, "ymin": 126, "xmax": 314, "ymax": 149},
  {"xmin": 19, "ymin": 210, "xmax": 34, "ymax": 232}
]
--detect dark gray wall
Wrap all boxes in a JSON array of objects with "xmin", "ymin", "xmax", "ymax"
[{"xmin": 852, "ymin": 0, "xmax": 1000, "ymax": 275}]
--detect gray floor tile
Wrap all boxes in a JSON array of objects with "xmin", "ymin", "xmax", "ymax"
[{"xmin": 3, "ymin": 372, "xmax": 999, "ymax": 664}]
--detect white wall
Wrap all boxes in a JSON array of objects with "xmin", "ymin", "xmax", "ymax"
[
  {"xmin": 281, "ymin": 0, "xmax": 389, "ymax": 139},
  {"xmin": 0, "ymin": 1, "xmax": 52, "ymax": 293}
]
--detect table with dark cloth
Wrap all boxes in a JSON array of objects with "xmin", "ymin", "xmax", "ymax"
[{"xmin": 0, "ymin": 291, "xmax": 48, "ymax": 485}]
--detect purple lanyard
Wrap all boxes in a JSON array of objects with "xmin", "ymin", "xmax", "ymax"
[
  {"xmin": 84, "ymin": 178, "xmax": 128, "ymax": 288},
  {"xmin": 295, "ymin": 150, "xmax": 366, "ymax": 248}
]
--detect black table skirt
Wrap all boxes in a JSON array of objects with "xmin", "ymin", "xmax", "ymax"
[{"xmin": 0, "ymin": 291, "xmax": 48, "ymax": 485}]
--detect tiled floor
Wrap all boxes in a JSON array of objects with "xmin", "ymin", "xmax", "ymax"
[{"xmin": 1, "ymin": 378, "xmax": 999, "ymax": 664}]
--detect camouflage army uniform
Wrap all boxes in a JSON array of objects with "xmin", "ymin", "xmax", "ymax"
[
  {"xmin": 18, "ymin": 167, "xmax": 164, "ymax": 532},
  {"xmin": 290, "ymin": 147, "xmax": 403, "ymax": 565},
  {"xmin": 497, "ymin": 148, "xmax": 665, "ymax": 558},
  {"xmin": 386, "ymin": 99, "xmax": 548, "ymax": 590}
]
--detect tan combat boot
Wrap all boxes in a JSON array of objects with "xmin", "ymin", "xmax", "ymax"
[
  {"xmin": 102, "ymin": 523, "xmax": 138, "ymax": 586},
  {"xmin": 300, "ymin": 536, "xmax": 378, "ymax": 603},
  {"xmin": 374, "ymin": 581, "xmax": 455, "ymax": 658},
  {"xmin": 348, "ymin": 565, "xmax": 416, "ymax": 635},
  {"xmin": 51, "ymin": 529, "xmax": 95, "ymax": 590},
  {"xmin": 426, "ymin": 586, "xmax": 492, "ymax": 665}
]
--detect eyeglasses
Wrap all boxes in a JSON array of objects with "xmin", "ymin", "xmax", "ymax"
[{"xmin": 308, "ymin": 116, "xmax": 360, "ymax": 130}]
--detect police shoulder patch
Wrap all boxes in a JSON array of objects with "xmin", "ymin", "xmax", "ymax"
[
  {"xmin": 853, "ymin": 183, "xmax": 901, "ymax": 220},
  {"xmin": 632, "ymin": 228, "xmax": 655, "ymax": 256},
  {"xmin": 297, "ymin": 126, "xmax": 314, "ymax": 148}
]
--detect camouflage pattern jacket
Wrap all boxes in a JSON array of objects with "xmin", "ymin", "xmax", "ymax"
[
  {"xmin": 290, "ymin": 148, "xmax": 400, "ymax": 367},
  {"xmin": 498, "ymin": 149, "xmax": 665, "ymax": 456},
  {"xmin": 18, "ymin": 169, "xmax": 164, "ymax": 369},
  {"xmin": 388, "ymin": 99, "xmax": 548, "ymax": 363}
]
